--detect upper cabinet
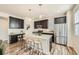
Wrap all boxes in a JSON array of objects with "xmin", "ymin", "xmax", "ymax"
[
  {"xmin": 9, "ymin": 16, "xmax": 24, "ymax": 29},
  {"xmin": 34, "ymin": 19, "xmax": 48, "ymax": 29},
  {"xmin": 54, "ymin": 16, "xmax": 66, "ymax": 24}
]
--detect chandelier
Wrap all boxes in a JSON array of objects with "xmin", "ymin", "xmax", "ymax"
[{"xmin": 38, "ymin": 4, "xmax": 48, "ymax": 20}]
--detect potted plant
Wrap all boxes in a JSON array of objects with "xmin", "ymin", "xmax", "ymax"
[
  {"xmin": 0, "ymin": 40, "xmax": 3, "ymax": 55},
  {"xmin": 0, "ymin": 48, "xmax": 3, "ymax": 55}
]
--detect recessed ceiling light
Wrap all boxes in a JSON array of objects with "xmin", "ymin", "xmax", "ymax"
[
  {"xmin": 38, "ymin": 4, "xmax": 43, "ymax": 6},
  {"xmin": 28, "ymin": 9, "xmax": 31, "ymax": 11},
  {"xmin": 57, "ymin": 10, "xmax": 60, "ymax": 13}
]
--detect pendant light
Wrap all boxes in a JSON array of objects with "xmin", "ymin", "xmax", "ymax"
[{"xmin": 38, "ymin": 4, "xmax": 43, "ymax": 19}]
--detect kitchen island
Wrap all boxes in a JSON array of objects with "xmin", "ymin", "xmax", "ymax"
[{"xmin": 27, "ymin": 33, "xmax": 53, "ymax": 55}]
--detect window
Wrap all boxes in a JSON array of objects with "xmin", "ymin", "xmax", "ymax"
[{"xmin": 75, "ymin": 10, "xmax": 79, "ymax": 36}]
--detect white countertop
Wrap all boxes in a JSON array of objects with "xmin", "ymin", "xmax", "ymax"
[
  {"xmin": 43, "ymin": 31, "xmax": 54, "ymax": 34},
  {"xmin": 26, "ymin": 33, "xmax": 52, "ymax": 41},
  {"xmin": 33, "ymin": 34, "xmax": 52, "ymax": 40}
]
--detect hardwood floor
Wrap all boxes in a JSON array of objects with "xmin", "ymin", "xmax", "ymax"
[
  {"xmin": 51, "ymin": 43, "xmax": 77, "ymax": 55},
  {"xmin": 5, "ymin": 41, "xmax": 77, "ymax": 55}
]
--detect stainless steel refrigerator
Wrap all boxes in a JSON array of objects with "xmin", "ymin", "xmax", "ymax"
[{"xmin": 54, "ymin": 16, "xmax": 67, "ymax": 45}]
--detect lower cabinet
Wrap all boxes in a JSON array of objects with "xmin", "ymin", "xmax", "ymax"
[
  {"xmin": 49, "ymin": 37, "xmax": 52, "ymax": 52},
  {"xmin": 9, "ymin": 35, "xmax": 18, "ymax": 44}
]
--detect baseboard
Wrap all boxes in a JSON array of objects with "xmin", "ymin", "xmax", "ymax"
[{"xmin": 54, "ymin": 43, "xmax": 67, "ymax": 46}]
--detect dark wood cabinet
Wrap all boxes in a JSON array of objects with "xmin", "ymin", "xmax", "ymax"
[
  {"xmin": 9, "ymin": 35, "xmax": 18, "ymax": 44},
  {"xmin": 9, "ymin": 16, "xmax": 24, "ymax": 29},
  {"xmin": 54, "ymin": 16, "xmax": 66, "ymax": 24},
  {"xmin": 9, "ymin": 17, "xmax": 17, "ymax": 29},
  {"xmin": 18, "ymin": 19, "xmax": 24, "ymax": 29},
  {"xmin": 34, "ymin": 19, "xmax": 48, "ymax": 29},
  {"xmin": 50, "ymin": 37, "xmax": 53, "ymax": 52},
  {"xmin": 9, "ymin": 34, "xmax": 24, "ymax": 44}
]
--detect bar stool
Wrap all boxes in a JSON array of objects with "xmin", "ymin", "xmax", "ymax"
[
  {"xmin": 27, "ymin": 39, "xmax": 35, "ymax": 54},
  {"xmin": 23, "ymin": 35, "xmax": 35, "ymax": 55},
  {"xmin": 33, "ymin": 37, "xmax": 43, "ymax": 55},
  {"xmin": 17, "ymin": 35, "xmax": 24, "ymax": 49}
]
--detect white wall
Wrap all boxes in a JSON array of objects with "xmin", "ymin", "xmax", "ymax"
[
  {"xmin": 0, "ymin": 17, "xmax": 8, "ymax": 41},
  {"xmin": 0, "ymin": 12, "xmax": 9, "ymax": 41},
  {"xmin": 66, "ymin": 10, "xmax": 73, "ymax": 46},
  {"xmin": 67, "ymin": 5, "xmax": 79, "ymax": 54},
  {"xmin": 48, "ymin": 17, "xmax": 54, "ymax": 30},
  {"xmin": 0, "ymin": 12, "xmax": 25, "ymax": 41},
  {"xmin": 24, "ymin": 17, "xmax": 34, "ymax": 35}
]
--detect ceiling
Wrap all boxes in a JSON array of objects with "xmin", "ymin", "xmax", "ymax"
[{"xmin": 0, "ymin": 4, "xmax": 73, "ymax": 19}]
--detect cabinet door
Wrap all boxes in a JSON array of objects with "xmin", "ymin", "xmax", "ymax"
[
  {"xmin": 54, "ymin": 16, "xmax": 66, "ymax": 24},
  {"xmin": 42, "ymin": 20, "xmax": 48, "ymax": 28},
  {"xmin": 34, "ymin": 21, "xmax": 40, "ymax": 29},
  {"xmin": 17, "ymin": 19, "xmax": 20, "ymax": 29},
  {"xmin": 34, "ymin": 19, "xmax": 48, "ymax": 29},
  {"xmin": 9, "ymin": 17, "xmax": 18, "ymax": 29},
  {"xmin": 9, "ymin": 18, "xmax": 16, "ymax": 29},
  {"xmin": 9, "ymin": 35, "xmax": 18, "ymax": 44},
  {"xmin": 20, "ymin": 20, "xmax": 24, "ymax": 28}
]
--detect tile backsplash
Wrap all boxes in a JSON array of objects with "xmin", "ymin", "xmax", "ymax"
[{"xmin": 8, "ymin": 29, "xmax": 25, "ymax": 35}]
